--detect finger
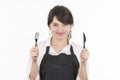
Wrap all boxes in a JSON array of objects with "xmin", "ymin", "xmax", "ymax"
[
  {"xmin": 81, "ymin": 56, "xmax": 88, "ymax": 60},
  {"xmin": 81, "ymin": 54, "xmax": 87, "ymax": 58},
  {"xmin": 31, "ymin": 53, "xmax": 38, "ymax": 56},
  {"xmin": 80, "ymin": 49, "xmax": 89, "ymax": 58},
  {"xmin": 81, "ymin": 58, "xmax": 87, "ymax": 63},
  {"xmin": 84, "ymin": 48, "xmax": 88, "ymax": 50},
  {"xmin": 34, "ymin": 46, "xmax": 39, "ymax": 50},
  {"xmin": 83, "ymin": 48, "xmax": 89, "ymax": 52},
  {"xmin": 32, "ymin": 48, "xmax": 37, "ymax": 52},
  {"xmin": 31, "ymin": 51, "xmax": 39, "ymax": 55},
  {"xmin": 32, "ymin": 47, "xmax": 39, "ymax": 52},
  {"xmin": 81, "ymin": 52, "xmax": 87, "ymax": 57},
  {"xmin": 31, "ymin": 54, "xmax": 38, "ymax": 59},
  {"xmin": 82, "ymin": 57, "xmax": 87, "ymax": 60},
  {"xmin": 83, "ymin": 50, "xmax": 89, "ymax": 56},
  {"xmin": 81, "ymin": 53, "xmax": 89, "ymax": 58},
  {"xmin": 34, "ymin": 46, "xmax": 38, "ymax": 49},
  {"xmin": 31, "ymin": 46, "xmax": 38, "ymax": 50},
  {"xmin": 30, "ymin": 51, "xmax": 39, "ymax": 57}
]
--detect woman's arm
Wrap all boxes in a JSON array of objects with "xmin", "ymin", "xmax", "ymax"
[
  {"xmin": 79, "ymin": 48, "xmax": 89, "ymax": 80},
  {"xmin": 29, "ymin": 61, "xmax": 39, "ymax": 80},
  {"xmin": 29, "ymin": 46, "xmax": 39, "ymax": 80},
  {"xmin": 79, "ymin": 63, "xmax": 88, "ymax": 80}
]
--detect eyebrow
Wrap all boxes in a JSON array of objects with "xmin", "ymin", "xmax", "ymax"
[{"xmin": 51, "ymin": 22, "xmax": 58, "ymax": 25}]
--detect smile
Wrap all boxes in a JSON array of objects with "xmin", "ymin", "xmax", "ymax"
[{"xmin": 56, "ymin": 32, "xmax": 64, "ymax": 36}]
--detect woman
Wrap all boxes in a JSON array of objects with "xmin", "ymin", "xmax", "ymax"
[{"xmin": 28, "ymin": 5, "xmax": 89, "ymax": 80}]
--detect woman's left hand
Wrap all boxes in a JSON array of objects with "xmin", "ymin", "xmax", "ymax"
[{"xmin": 80, "ymin": 48, "xmax": 89, "ymax": 63}]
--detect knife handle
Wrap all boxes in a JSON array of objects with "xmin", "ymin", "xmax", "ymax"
[{"xmin": 83, "ymin": 43, "xmax": 85, "ymax": 48}]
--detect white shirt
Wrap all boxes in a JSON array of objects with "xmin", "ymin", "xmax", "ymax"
[{"xmin": 27, "ymin": 37, "xmax": 85, "ymax": 80}]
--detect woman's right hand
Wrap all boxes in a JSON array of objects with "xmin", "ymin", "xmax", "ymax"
[{"xmin": 30, "ymin": 46, "xmax": 39, "ymax": 62}]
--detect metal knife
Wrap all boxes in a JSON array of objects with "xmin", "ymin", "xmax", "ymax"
[{"xmin": 83, "ymin": 32, "xmax": 86, "ymax": 48}]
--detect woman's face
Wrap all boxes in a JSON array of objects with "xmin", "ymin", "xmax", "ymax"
[{"xmin": 49, "ymin": 16, "xmax": 72, "ymax": 40}]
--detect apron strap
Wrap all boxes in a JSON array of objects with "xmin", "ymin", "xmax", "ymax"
[
  {"xmin": 70, "ymin": 45, "xmax": 75, "ymax": 55},
  {"xmin": 45, "ymin": 46, "xmax": 50, "ymax": 54}
]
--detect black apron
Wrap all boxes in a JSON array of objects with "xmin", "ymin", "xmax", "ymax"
[{"xmin": 39, "ymin": 45, "xmax": 79, "ymax": 80}]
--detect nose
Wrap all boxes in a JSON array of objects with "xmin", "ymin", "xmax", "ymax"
[{"xmin": 57, "ymin": 24, "xmax": 66, "ymax": 31}]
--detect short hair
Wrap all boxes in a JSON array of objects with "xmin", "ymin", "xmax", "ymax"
[{"xmin": 47, "ymin": 5, "xmax": 74, "ymax": 26}]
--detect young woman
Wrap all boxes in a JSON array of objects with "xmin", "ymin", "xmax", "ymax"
[{"xmin": 28, "ymin": 5, "xmax": 89, "ymax": 80}]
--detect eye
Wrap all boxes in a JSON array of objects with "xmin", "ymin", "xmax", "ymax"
[
  {"xmin": 52, "ymin": 23, "xmax": 58, "ymax": 27},
  {"xmin": 63, "ymin": 24, "xmax": 68, "ymax": 27}
]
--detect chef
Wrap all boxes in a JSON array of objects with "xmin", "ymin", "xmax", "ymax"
[{"xmin": 28, "ymin": 5, "xmax": 89, "ymax": 80}]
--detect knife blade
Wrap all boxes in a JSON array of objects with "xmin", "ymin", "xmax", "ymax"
[{"xmin": 83, "ymin": 32, "xmax": 86, "ymax": 48}]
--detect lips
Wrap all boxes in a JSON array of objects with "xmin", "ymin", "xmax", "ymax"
[{"xmin": 56, "ymin": 32, "xmax": 64, "ymax": 36}]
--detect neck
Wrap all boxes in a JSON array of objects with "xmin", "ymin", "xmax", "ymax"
[{"xmin": 51, "ymin": 37, "xmax": 68, "ymax": 47}]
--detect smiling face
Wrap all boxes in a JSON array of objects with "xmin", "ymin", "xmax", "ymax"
[{"xmin": 49, "ymin": 16, "xmax": 72, "ymax": 40}]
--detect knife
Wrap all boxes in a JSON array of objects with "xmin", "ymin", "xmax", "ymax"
[{"xmin": 83, "ymin": 32, "xmax": 86, "ymax": 48}]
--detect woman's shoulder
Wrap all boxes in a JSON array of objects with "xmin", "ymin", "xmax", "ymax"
[
  {"xmin": 70, "ymin": 41, "xmax": 82, "ymax": 49},
  {"xmin": 37, "ymin": 40, "xmax": 47, "ymax": 52},
  {"xmin": 70, "ymin": 41, "xmax": 82, "ymax": 63},
  {"xmin": 38, "ymin": 37, "xmax": 50, "ymax": 47},
  {"xmin": 70, "ymin": 41, "xmax": 82, "ymax": 55},
  {"xmin": 38, "ymin": 40, "xmax": 46, "ymax": 46}
]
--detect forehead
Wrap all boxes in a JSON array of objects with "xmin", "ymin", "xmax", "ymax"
[{"xmin": 52, "ymin": 16, "xmax": 62, "ymax": 24}]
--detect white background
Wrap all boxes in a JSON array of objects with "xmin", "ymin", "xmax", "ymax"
[{"xmin": 0, "ymin": 0, "xmax": 120, "ymax": 80}]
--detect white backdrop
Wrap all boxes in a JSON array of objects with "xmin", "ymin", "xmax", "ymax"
[{"xmin": 0, "ymin": 0, "xmax": 120, "ymax": 80}]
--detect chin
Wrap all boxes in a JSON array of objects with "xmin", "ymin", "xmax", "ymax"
[{"xmin": 56, "ymin": 36, "xmax": 67, "ymax": 40}]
